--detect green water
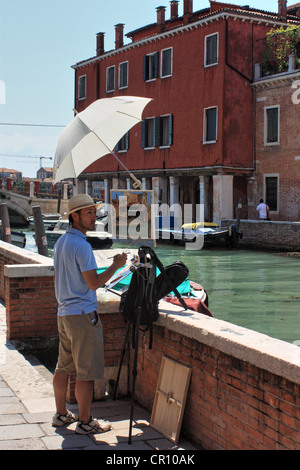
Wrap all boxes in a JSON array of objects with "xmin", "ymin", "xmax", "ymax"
[
  {"xmin": 23, "ymin": 229, "xmax": 300, "ymax": 344},
  {"xmin": 156, "ymin": 246, "xmax": 300, "ymax": 344},
  {"xmin": 116, "ymin": 243, "xmax": 300, "ymax": 345}
]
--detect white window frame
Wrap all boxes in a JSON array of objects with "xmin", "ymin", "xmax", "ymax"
[
  {"xmin": 78, "ymin": 75, "xmax": 86, "ymax": 100},
  {"xmin": 204, "ymin": 32, "xmax": 219, "ymax": 67},
  {"xmin": 264, "ymin": 105, "xmax": 280, "ymax": 146},
  {"xmin": 118, "ymin": 61, "xmax": 128, "ymax": 89},
  {"xmin": 203, "ymin": 106, "xmax": 218, "ymax": 144},
  {"xmin": 161, "ymin": 47, "xmax": 173, "ymax": 78},
  {"xmin": 263, "ymin": 173, "xmax": 279, "ymax": 213},
  {"xmin": 106, "ymin": 65, "xmax": 115, "ymax": 93}
]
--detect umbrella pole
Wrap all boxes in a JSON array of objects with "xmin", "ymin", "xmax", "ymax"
[{"xmin": 110, "ymin": 151, "xmax": 142, "ymax": 190}]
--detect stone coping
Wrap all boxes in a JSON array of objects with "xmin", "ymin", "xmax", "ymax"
[
  {"xmin": 0, "ymin": 241, "xmax": 51, "ymax": 265},
  {"xmin": 1, "ymin": 241, "xmax": 53, "ymax": 278}
]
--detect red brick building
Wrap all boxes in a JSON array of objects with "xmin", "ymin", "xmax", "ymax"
[
  {"xmin": 72, "ymin": 0, "xmax": 300, "ymax": 222},
  {"xmin": 250, "ymin": 69, "xmax": 300, "ymax": 221}
]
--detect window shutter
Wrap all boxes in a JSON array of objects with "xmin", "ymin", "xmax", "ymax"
[
  {"xmin": 169, "ymin": 114, "xmax": 173, "ymax": 146},
  {"xmin": 125, "ymin": 131, "xmax": 130, "ymax": 150},
  {"xmin": 143, "ymin": 56, "xmax": 147, "ymax": 81},
  {"xmin": 155, "ymin": 117, "xmax": 161, "ymax": 147},
  {"xmin": 141, "ymin": 120, "xmax": 146, "ymax": 148},
  {"xmin": 154, "ymin": 52, "xmax": 159, "ymax": 78}
]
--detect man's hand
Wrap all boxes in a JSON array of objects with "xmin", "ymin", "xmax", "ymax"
[
  {"xmin": 113, "ymin": 252, "xmax": 127, "ymax": 270},
  {"xmin": 82, "ymin": 252, "xmax": 128, "ymax": 291}
]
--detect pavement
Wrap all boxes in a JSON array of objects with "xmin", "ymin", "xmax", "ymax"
[{"xmin": 0, "ymin": 301, "xmax": 199, "ymax": 452}]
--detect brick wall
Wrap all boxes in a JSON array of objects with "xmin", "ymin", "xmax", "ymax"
[
  {"xmin": 251, "ymin": 72, "xmax": 300, "ymax": 222},
  {"xmin": 130, "ymin": 324, "xmax": 299, "ymax": 449},
  {"xmin": 5, "ymin": 275, "xmax": 58, "ymax": 339},
  {"xmin": 0, "ymin": 241, "xmax": 57, "ymax": 340}
]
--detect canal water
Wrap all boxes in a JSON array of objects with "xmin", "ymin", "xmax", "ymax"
[{"xmin": 22, "ymin": 228, "xmax": 300, "ymax": 345}]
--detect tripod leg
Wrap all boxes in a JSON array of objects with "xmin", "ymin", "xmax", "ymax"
[
  {"xmin": 113, "ymin": 321, "xmax": 130, "ymax": 401},
  {"xmin": 128, "ymin": 247, "xmax": 146, "ymax": 444},
  {"xmin": 128, "ymin": 305, "xmax": 141, "ymax": 444}
]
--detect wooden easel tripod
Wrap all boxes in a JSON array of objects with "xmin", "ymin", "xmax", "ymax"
[
  {"xmin": 112, "ymin": 247, "xmax": 147, "ymax": 444},
  {"xmin": 113, "ymin": 246, "xmax": 188, "ymax": 444}
]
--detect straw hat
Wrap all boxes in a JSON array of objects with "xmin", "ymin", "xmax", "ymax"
[{"xmin": 64, "ymin": 194, "xmax": 104, "ymax": 218}]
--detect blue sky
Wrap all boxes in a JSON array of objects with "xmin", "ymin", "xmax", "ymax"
[{"xmin": 0, "ymin": 0, "xmax": 279, "ymax": 177}]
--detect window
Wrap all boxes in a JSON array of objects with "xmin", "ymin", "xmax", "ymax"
[
  {"xmin": 119, "ymin": 61, "xmax": 128, "ymax": 89},
  {"xmin": 265, "ymin": 175, "xmax": 278, "ymax": 212},
  {"xmin": 143, "ymin": 52, "xmax": 159, "ymax": 81},
  {"xmin": 106, "ymin": 66, "xmax": 115, "ymax": 92},
  {"xmin": 142, "ymin": 118, "xmax": 156, "ymax": 148},
  {"xmin": 78, "ymin": 75, "xmax": 86, "ymax": 100},
  {"xmin": 141, "ymin": 115, "xmax": 173, "ymax": 149},
  {"xmin": 205, "ymin": 33, "xmax": 218, "ymax": 67},
  {"xmin": 116, "ymin": 131, "xmax": 129, "ymax": 152},
  {"xmin": 264, "ymin": 106, "xmax": 279, "ymax": 144},
  {"xmin": 159, "ymin": 115, "xmax": 173, "ymax": 147},
  {"xmin": 203, "ymin": 107, "xmax": 217, "ymax": 143},
  {"xmin": 161, "ymin": 48, "xmax": 172, "ymax": 78}
]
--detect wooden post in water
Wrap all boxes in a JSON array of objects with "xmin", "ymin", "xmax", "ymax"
[
  {"xmin": 0, "ymin": 203, "xmax": 12, "ymax": 244},
  {"xmin": 33, "ymin": 205, "xmax": 49, "ymax": 257},
  {"xmin": 236, "ymin": 198, "xmax": 242, "ymax": 233}
]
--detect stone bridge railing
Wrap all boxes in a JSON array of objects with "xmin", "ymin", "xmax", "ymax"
[{"xmin": 0, "ymin": 190, "xmax": 69, "ymax": 224}]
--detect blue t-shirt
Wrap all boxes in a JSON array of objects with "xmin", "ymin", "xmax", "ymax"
[{"xmin": 53, "ymin": 227, "xmax": 98, "ymax": 316}]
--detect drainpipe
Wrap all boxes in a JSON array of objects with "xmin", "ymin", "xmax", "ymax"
[{"xmin": 225, "ymin": 17, "xmax": 252, "ymax": 82}]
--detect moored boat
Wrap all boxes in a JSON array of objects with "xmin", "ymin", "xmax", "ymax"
[
  {"xmin": 0, "ymin": 223, "xmax": 26, "ymax": 248},
  {"xmin": 156, "ymin": 218, "xmax": 242, "ymax": 249},
  {"xmin": 44, "ymin": 219, "xmax": 113, "ymax": 250},
  {"xmin": 94, "ymin": 249, "xmax": 213, "ymax": 317},
  {"xmin": 11, "ymin": 230, "xmax": 26, "ymax": 248},
  {"xmin": 27, "ymin": 213, "xmax": 61, "ymax": 229}
]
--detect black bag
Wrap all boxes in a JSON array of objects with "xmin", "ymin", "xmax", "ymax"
[
  {"xmin": 119, "ymin": 247, "xmax": 189, "ymax": 348},
  {"xmin": 155, "ymin": 261, "xmax": 189, "ymax": 300}
]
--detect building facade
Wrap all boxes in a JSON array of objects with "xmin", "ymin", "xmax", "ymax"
[
  {"xmin": 72, "ymin": 0, "xmax": 300, "ymax": 222},
  {"xmin": 250, "ymin": 69, "xmax": 300, "ymax": 221},
  {"xmin": 37, "ymin": 167, "xmax": 53, "ymax": 181}
]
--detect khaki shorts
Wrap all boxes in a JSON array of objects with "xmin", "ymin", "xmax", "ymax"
[{"xmin": 55, "ymin": 311, "xmax": 104, "ymax": 381}]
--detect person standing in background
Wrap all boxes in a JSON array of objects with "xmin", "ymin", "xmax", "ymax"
[{"xmin": 256, "ymin": 199, "xmax": 270, "ymax": 220}]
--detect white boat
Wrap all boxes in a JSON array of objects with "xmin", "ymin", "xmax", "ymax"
[
  {"xmin": 45, "ymin": 219, "xmax": 113, "ymax": 250},
  {"xmin": 27, "ymin": 213, "xmax": 61, "ymax": 229},
  {"xmin": 155, "ymin": 216, "xmax": 242, "ymax": 249},
  {"xmin": 11, "ymin": 230, "xmax": 26, "ymax": 248}
]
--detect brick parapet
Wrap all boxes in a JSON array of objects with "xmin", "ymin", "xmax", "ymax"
[
  {"xmin": 1, "ymin": 241, "xmax": 300, "ymax": 449},
  {"xmin": 131, "ymin": 304, "xmax": 300, "ymax": 450}
]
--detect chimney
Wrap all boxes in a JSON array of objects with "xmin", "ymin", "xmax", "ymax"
[
  {"xmin": 278, "ymin": 0, "xmax": 287, "ymax": 21},
  {"xmin": 156, "ymin": 6, "xmax": 166, "ymax": 31},
  {"xmin": 115, "ymin": 23, "xmax": 124, "ymax": 49},
  {"xmin": 183, "ymin": 0, "xmax": 193, "ymax": 24},
  {"xmin": 170, "ymin": 0, "xmax": 179, "ymax": 19},
  {"xmin": 96, "ymin": 32, "xmax": 105, "ymax": 56}
]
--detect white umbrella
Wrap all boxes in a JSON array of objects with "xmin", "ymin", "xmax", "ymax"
[{"xmin": 53, "ymin": 96, "xmax": 152, "ymax": 187}]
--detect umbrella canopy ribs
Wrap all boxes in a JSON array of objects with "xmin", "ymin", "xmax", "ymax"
[{"xmin": 53, "ymin": 96, "xmax": 152, "ymax": 188}]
